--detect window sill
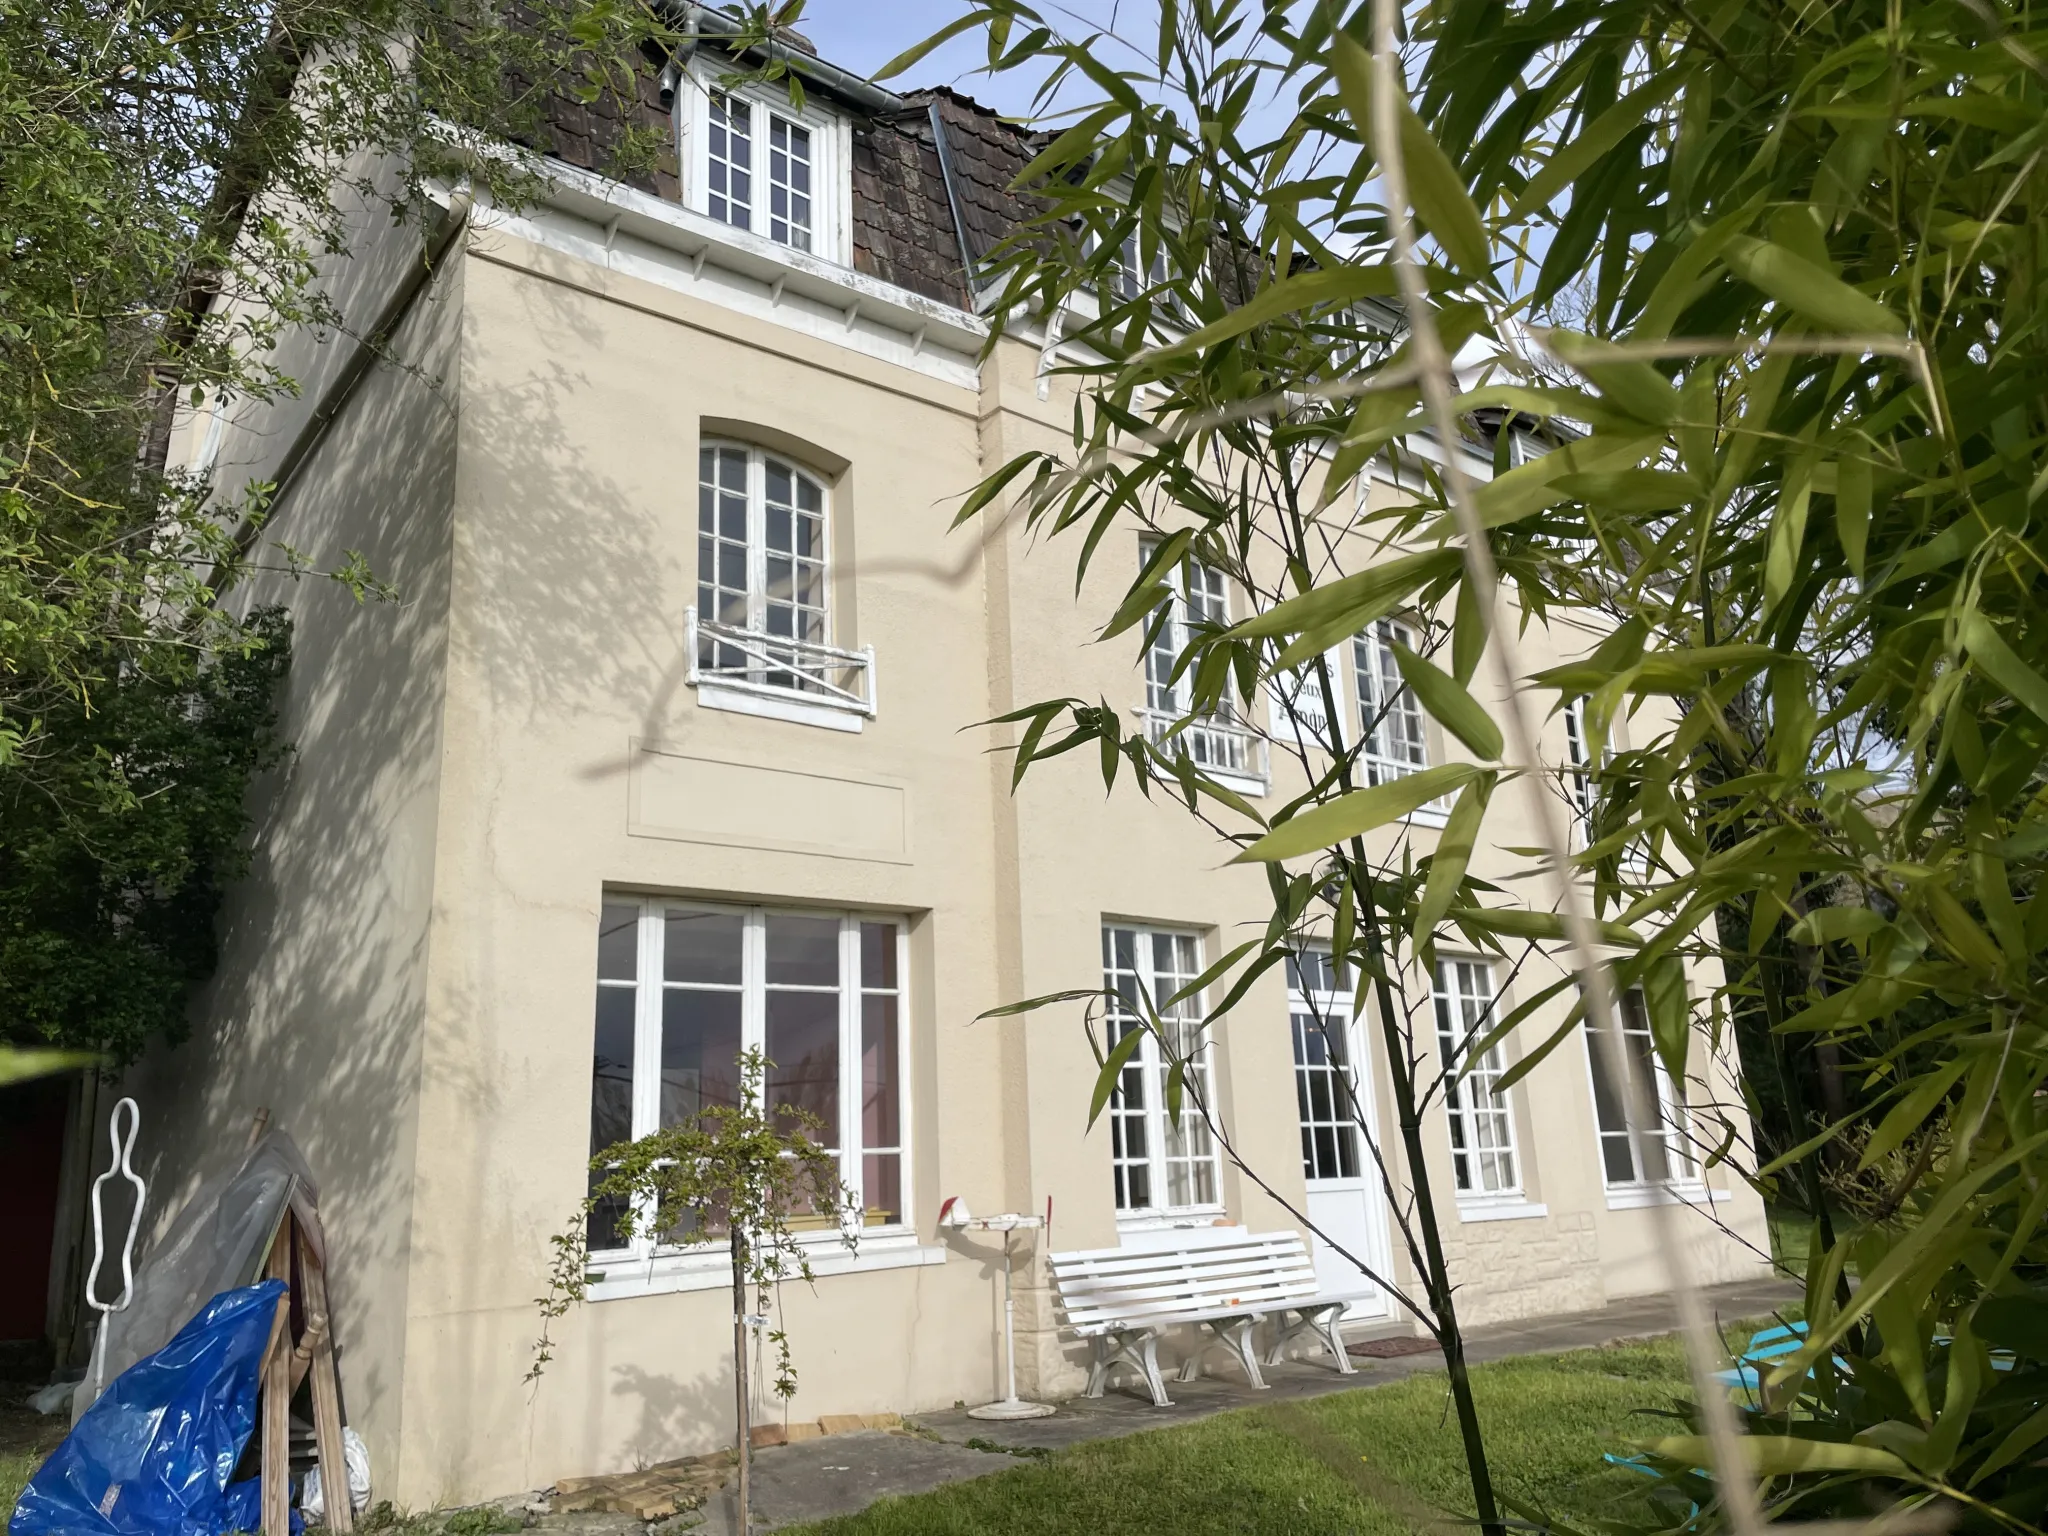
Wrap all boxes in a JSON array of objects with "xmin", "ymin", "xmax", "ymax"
[
  {"xmin": 1604, "ymin": 1182, "xmax": 1725, "ymax": 1212},
  {"xmin": 585, "ymin": 1230, "xmax": 944, "ymax": 1300},
  {"xmin": 1404, "ymin": 804, "xmax": 1452, "ymax": 829},
  {"xmin": 1115, "ymin": 1210, "xmax": 1234, "ymax": 1243},
  {"xmin": 1456, "ymin": 1198, "xmax": 1548, "ymax": 1224},
  {"xmin": 694, "ymin": 680, "xmax": 867, "ymax": 733},
  {"xmin": 1208, "ymin": 769, "xmax": 1269, "ymax": 800}
]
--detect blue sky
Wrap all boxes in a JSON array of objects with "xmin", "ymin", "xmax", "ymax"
[{"xmin": 791, "ymin": 1, "xmax": 1136, "ymax": 117}]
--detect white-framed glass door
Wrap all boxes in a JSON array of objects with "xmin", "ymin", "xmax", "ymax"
[{"xmin": 1288, "ymin": 952, "xmax": 1393, "ymax": 1320}]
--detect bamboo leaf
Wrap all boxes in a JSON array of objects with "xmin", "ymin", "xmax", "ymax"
[
  {"xmin": 1412, "ymin": 772, "xmax": 1496, "ymax": 953},
  {"xmin": 975, "ymin": 987, "xmax": 1108, "ymax": 1021},
  {"xmin": 1538, "ymin": 333, "xmax": 1681, "ymax": 425},
  {"xmin": 1646, "ymin": 1436, "xmax": 1910, "ymax": 1476},
  {"xmin": 1232, "ymin": 548, "xmax": 1460, "ymax": 641},
  {"xmin": 1510, "ymin": 74, "xmax": 1687, "ymax": 217},
  {"xmin": 1331, "ymin": 33, "xmax": 1490, "ymax": 279},
  {"xmin": 1723, "ymin": 236, "xmax": 1906, "ymax": 336},
  {"xmin": 1234, "ymin": 764, "xmax": 1479, "ymax": 862},
  {"xmin": 1447, "ymin": 907, "xmax": 1645, "ymax": 947},
  {"xmin": 872, "ymin": 10, "xmax": 1000, "ymax": 79},
  {"xmin": 1960, "ymin": 612, "xmax": 2048, "ymax": 724},
  {"xmin": 1489, "ymin": 1002, "xmax": 1589, "ymax": 1095},
  {"xmin": 1859, "ymin": 1064, "xmax": 1966, "ymax": 1171},
  {"xmin": 1128, "ymin": 266, "xmax": 1405, "ymax": 372},
  {"xmin": 1163, "ymin": 937, "xmax": 1262, "ymax": 1011},
  {"xmin": 1643, "ymin": 954, "xmax": 1690, "ymax": 1084},
  {"xmin": 1836, "ymin": 451, "xmax": 1872, "ymax": 577},
  {"xmin": 1393, "ymin": 642, "xmax": 1503, "ymax": 760},
  {"xmin": 1552, "ymin": 469, "xmax": 1699, "ymax": 512},
  {"xmin": 1088, "ymin": 1024, "xmax": 1149, "ymax": 1128}
]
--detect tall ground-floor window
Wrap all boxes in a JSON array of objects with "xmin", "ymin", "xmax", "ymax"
[
  {"xmin": 1432, "ymin": 958, "xmax": 1521, "ymax": 1198},
  {"xmin": 588, "ymin": 897, "xmax": 906, "ymax": 1257},
  {"xmin": 1102, "ymin": 924, "xmax": 1224, "ymax": 1215},
  {"xmin": 1585, "ymin": 987, "xmax": 1696, "ymax": 1187}
]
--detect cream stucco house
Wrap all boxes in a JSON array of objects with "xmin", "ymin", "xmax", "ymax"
[{"xmin": 128, "ymin": 20, "xmax": 1773, "ymax": 1509}]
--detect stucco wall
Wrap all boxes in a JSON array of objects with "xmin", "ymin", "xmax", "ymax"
[
  {"xmin": 123, "ymin": 168, "xmax": 465, "ymax": 1497},
  {"xmin": 389, "ymin": 233, "xmax": 1012, "ymax": 1502}
]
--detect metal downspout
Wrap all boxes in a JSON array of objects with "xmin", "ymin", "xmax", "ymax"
[{"xmin": 926, "ymin": 101, "xmax": 980, "ymax": 301}]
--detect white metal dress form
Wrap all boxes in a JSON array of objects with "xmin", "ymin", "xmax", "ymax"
[{"xmin": 85, "ymin": 1096, "xmax": 146, "ymax": 1400}]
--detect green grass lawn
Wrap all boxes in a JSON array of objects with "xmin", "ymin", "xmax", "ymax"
[{"xmin": 785, "ymin": 1334, "xmax": 1722, "ymax": 1536}]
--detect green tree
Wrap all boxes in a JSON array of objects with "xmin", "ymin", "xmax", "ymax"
[
  {"xmin": 0, "ymin": 610, "xmax": 290, "ymax": 1064},
  {"xmin": 0, "ymin": 1, "xmax": 810, "ymax": 1057},
  {"xmin": 891, "ymin": 0, "xmax": 2047, "ymax": 1526},
  {"xmin": 532, "ymin": 1050, "xmax": 855, "ymax": 1532}
]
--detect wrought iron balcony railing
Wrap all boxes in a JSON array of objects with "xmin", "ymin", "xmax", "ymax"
[{"xmin": 686, "ymin": 607, "xmax": 876, "ymax": 717}]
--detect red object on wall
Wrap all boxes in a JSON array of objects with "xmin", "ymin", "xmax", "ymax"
[{"xmin": 0, "ymin": 1076, "xmax": 71, "ymax": 1342}]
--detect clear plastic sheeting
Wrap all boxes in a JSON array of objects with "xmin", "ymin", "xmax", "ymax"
[
  {"xmin": 11, "ymin": 1282, "xmax": 287, "ymax": 1536},
  {"xmin": 84, "ymin": 1132, "xmax": 325, "ymax": 1417}
]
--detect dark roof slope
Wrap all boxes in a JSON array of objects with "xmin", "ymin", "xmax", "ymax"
[
  {"xmin": 910, "ymin": 89, "xmax": 1043, "ymax": 276},
  {"xmin": 522, "ymin": 44, "xmax": 1046, "ymax": 312},
  {"xmin": 849, "ymin": 109, "xmax": 968, "ymax": 307}
]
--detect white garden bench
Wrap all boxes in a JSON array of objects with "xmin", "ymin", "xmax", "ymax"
[{"xmin": 1047, "ymin": 1228, "xmax": 1368, "ymax": 1407}]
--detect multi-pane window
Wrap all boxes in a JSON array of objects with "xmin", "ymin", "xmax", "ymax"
[
  {"xmin": 1103, "ymin": 925, "xmax": 1223, "ymax": 1214},
  {"xmin": 1354, "ymin": 619, "xmax": 1429, "ymax": 784},
  {"xmin": 1564, "ymin": 695, "xmax": 1596, "ymax": 847},
  {"xmin": 706, "ymin": 91, "xmax": 753, "ymax": 228},
  {"xmin": 1142, "ymin": 546, "xmax": 1257, "ymax": 779},
  {"xmin": 587, "ymin": 899, "xmax": 907, "ymax": 1257},
  {"xmin": 767, "ymin": 117, "xmax": 813, "ymax": 250},
  {"xmin": 690, "ymin": 81, "xmax": 829, "ymax": 254},
  {"xmin": 1290, "ymin": 952, "xmax": 1360, "ymax": 1183},
  {"xmin": 696, "ymin": 442, "xmax": 830, "ymax": 689},
  {"xmin": 1433, "ymin": 959, "xmax": 1520, "ymax": 1197},
  {"xmin": 1586, "ymin": 988, "xmax": 1696, "ymax": 1187},
  {"xmin": 1113, "ymin": 233, "xmax": 1167, "ymax": 302}
]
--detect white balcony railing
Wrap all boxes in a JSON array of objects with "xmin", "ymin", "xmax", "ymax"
[
  {"xmin": 1139, "ymin": 708, "xmax": 1269, "ymax": 787},
  {"xmin": 686, "ymin": 607, "xmax": 876, "ymax": 718}
]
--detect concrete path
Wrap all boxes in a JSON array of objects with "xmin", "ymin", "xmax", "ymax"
[{"xmin": 662, "ymin": 1275, "xmax": 1799, "ymax": 1534}]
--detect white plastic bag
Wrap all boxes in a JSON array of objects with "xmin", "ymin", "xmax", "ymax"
[{"xmin": 300, "ymin": 1427, "xmax": 372, "ymax": 1521}]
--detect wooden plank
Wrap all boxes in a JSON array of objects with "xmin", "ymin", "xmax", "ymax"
[
  {"xmin": 261, "ymin": 1215, "xmax": 294, "ymax": 1536},
  {"xmin": 297, "ymin": 1223, "xmax": 354, "ymax": 1534}
]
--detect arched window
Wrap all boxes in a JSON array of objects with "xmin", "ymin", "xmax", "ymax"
[{"xmin": 691, "ymin": 442, "xmax": 871, "ymax": 719}]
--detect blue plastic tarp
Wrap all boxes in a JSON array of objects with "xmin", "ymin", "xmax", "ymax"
[{"xmin": 10, "ymin": 1282, "xmax": 287, "ymax": 1536}]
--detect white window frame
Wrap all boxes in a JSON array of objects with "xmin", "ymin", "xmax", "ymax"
[
  {"xmin": 1354, "ymin": 618, "xmax": 1430, "ymax": 785},
  {"xmin": 1139, "ymin": 542, "xmax": 1268, "ymax": 795},
  {"xmin": 1565, "ymin": 695, "xmax": 1651, "ymax": 877},
  {"xmin": 1289, "ymin": 951, "xmax": 1363, "ymax": 1186},
  {"xmin": 677, "ymin": 61, "xmax": 851, "ymax": 263},
  {"xmin": 585, "ymin": 898, "xmax": 919, "ymax": 1288},
  {"xmin": 1564, "ymin": 694, "xmax": 1597, "ymax": 850},
  {"xmin": 688, "ymin": 439, "xmax": 874, "ymax": 729},
  {"xmin": 1353, "ymin": 618, "xmax": 1449, "ymax": 825},
  {"xmin": 1103, "ymin": 923, "xmax": 1227, "ymax": 1227},
  {"xmin": 1432, "ymin": 958, "xmax": 1524, "ymax": 1205},
  {"xmin": 1584, "ymin": 987, "xmax": 1702, "ymax": 1206}
]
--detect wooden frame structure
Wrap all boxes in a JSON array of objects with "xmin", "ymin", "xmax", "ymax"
[{"xmin": 257, "ymin": 1211, "xmax": 353, "ymax": 1536}]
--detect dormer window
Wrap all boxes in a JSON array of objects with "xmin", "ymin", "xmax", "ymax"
[{"xmin": 680, "ymin": 65, "xmax": 846, "ymax": 261}]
